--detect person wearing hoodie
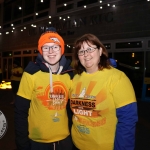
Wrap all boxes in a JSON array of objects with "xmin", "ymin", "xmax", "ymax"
[
  {"xmin": 14, "ymin": 27, "xmax": 73, "ymax": 150},
  {"xmin": 70, "ymin": 34, "xmax": 138, "ymax": 150}
]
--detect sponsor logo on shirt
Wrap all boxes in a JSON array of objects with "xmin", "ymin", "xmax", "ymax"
[
  {"xmin": 37, "ymin": 81, "xmax": 68, "ymax": 110},
  {"xmin": 71, "ymin": 81, "xmax": 108, "ymax": 128}
]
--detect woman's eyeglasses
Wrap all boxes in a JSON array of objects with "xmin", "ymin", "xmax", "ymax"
[{"xmin": 78, "ymin": 47, "xmax": 97, "ymax": 56}]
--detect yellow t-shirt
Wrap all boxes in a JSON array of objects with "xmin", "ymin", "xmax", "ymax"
[
  {"xmin": 70, "ymin": 68, "xmax": 136, "ymax": 150},
  {"xmin": 17, "ymin": 71, "xmax": 72, "ymax": 143}
]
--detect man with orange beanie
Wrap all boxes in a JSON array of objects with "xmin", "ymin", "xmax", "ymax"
[{"xmin": 14, "ymin": 27, "xmax": 73, "ymax": 150}]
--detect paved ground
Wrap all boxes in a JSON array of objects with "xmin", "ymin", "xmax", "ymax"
[{"xmin": 0, "ymin": 89, "xmax": 150, "ymax": 150}]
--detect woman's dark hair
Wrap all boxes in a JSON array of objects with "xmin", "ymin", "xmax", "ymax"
[{"xmin": 73, "ymin": 34, "xmax": 111, "ymax": 74}]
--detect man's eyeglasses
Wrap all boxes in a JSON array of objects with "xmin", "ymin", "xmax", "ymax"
[
  {"xmin": 42, "ymin": 45, "xmax": 60, "ymax": 52},
  {"xmin": 78, "ymin": 47, "xmax": 98, "ymax": 56}
]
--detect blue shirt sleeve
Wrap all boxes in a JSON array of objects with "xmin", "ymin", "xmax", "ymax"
[{"xmin": 114, "ymin": 102, "xmax": 138, "ymax": 150}]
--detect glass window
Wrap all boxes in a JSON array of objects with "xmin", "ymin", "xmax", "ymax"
[
  {"xmin": 2, "ymin": 59, "xmax": 7, "ymax": 80},
  {"xmin": 22, "ymin": 57, "xmax": 32, "ymax": 69},
  {"xmin": 56, "ymin": 0, "xmax": 71, "ymax": 5},
  {"xmin": 2, "ymin": 51, "xmax": 12, "ymax": 57},
  {"xmin": 116, "ymin": 41, "xmax": 142, "ymax": 49},
  {"xmin": 13, "ymin": 57, "xmax": 21, "ymax": 65},
  {"xmin": 65, "ymin": 45, "xmax": 73, "ymax": 53},
  {"xmin": 34, "ymin": 50, "xmax": 39, "ymax": 54},
  {"xmin": 24, "ymin": 0, "xmax": 35, "ymax": 16},
  {"xmin": 114, "ymin": 52, "xmax": 144, "ymax": 98},
  {"xmin": 12, "ymin": 20, "xmax": 22, "ymax": 26},
  {"xmin": 77, "ymin": 0, "xmax": 98, "ymax": 7},
  {"xmin": 36, "ymin": 11, "xmax": 48, "ymax": 19},
  {"xmin": 36, "ymin": 0, "xmax": 50, "ymax": 11},
  {"xmin": 148, "ymin": 40, "xmax": 150, "ymax": 48},
  {"xmin": 3, "ymin": 4, "xmax": 12, "ymax": 22},
  {"xmin": 12, "ymin": 57, "xmax": 22, "ymax": 78},
  {"xmin": 2, "ymin": 58, "xmax": 12, "ymax": 80},
  {"xmin": 145, "ymin": 51, "xmax": 150, "ymax": 77},
  {"xmin": 14, "ymin": 51, "xmax": 21, "ymax": 55},
  {"xmin": 57, "ymin": 4, "xmax": 74, "ymax": 13},
  {"xmin": 12, "ymin": 0, "xmax": 22, "ymax": 20},
  {"xmin": 108, "ymin": 52, "xmax": 112, "ymax": 58},
  {"xmin": 145, "ymin": 51, "xmax": 150, "ymax": 97},
  {"xmin": 104, "ymin": 43, "xmax": 111, "ymax": 49},
  {"xmin": 23, "ymin": 50, "xmax": 32, "ymax": 54},
  {"xmin": 8, "ymin": 58, "xmax": 12, "ymax": 79},
  {"xmin": 3, "ymin": 24, "xmax": 11, "ymax": 29},
  {"xmin": 23, "ymin": 16, "xmax": 34, "ymax": 23},
  {"xmin": 146, "ymin": 84, "xmax": 150, "ymax": 97}
]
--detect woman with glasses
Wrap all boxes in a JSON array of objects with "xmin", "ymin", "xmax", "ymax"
[
  {"xmin": 70, "ymin": 34, "xmax": 138, "ymax": 150},
  {"xmin": 14, "ymin": 27, "xmax": 73, "ymax": 150}
]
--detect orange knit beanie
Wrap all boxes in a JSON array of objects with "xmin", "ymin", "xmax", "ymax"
[{"xmin": 38, "ymin": 27, "xmax": 64, "ymax": 55}]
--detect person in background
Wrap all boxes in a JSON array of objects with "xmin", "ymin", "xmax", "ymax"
[
  {"xmin": 10, "ymin": 60, "xmax": 23, "ymax": 104},
  {"xmin": 70, "ymin": 34, "xmax": 138, "ymax": 150},
  {"xmin": 14, "ymin": 27, "xmax": 73, "ymax": 150},
  {"xmin": 109, "ymin": 58, "xmax": 117, "ymax": 68}
]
